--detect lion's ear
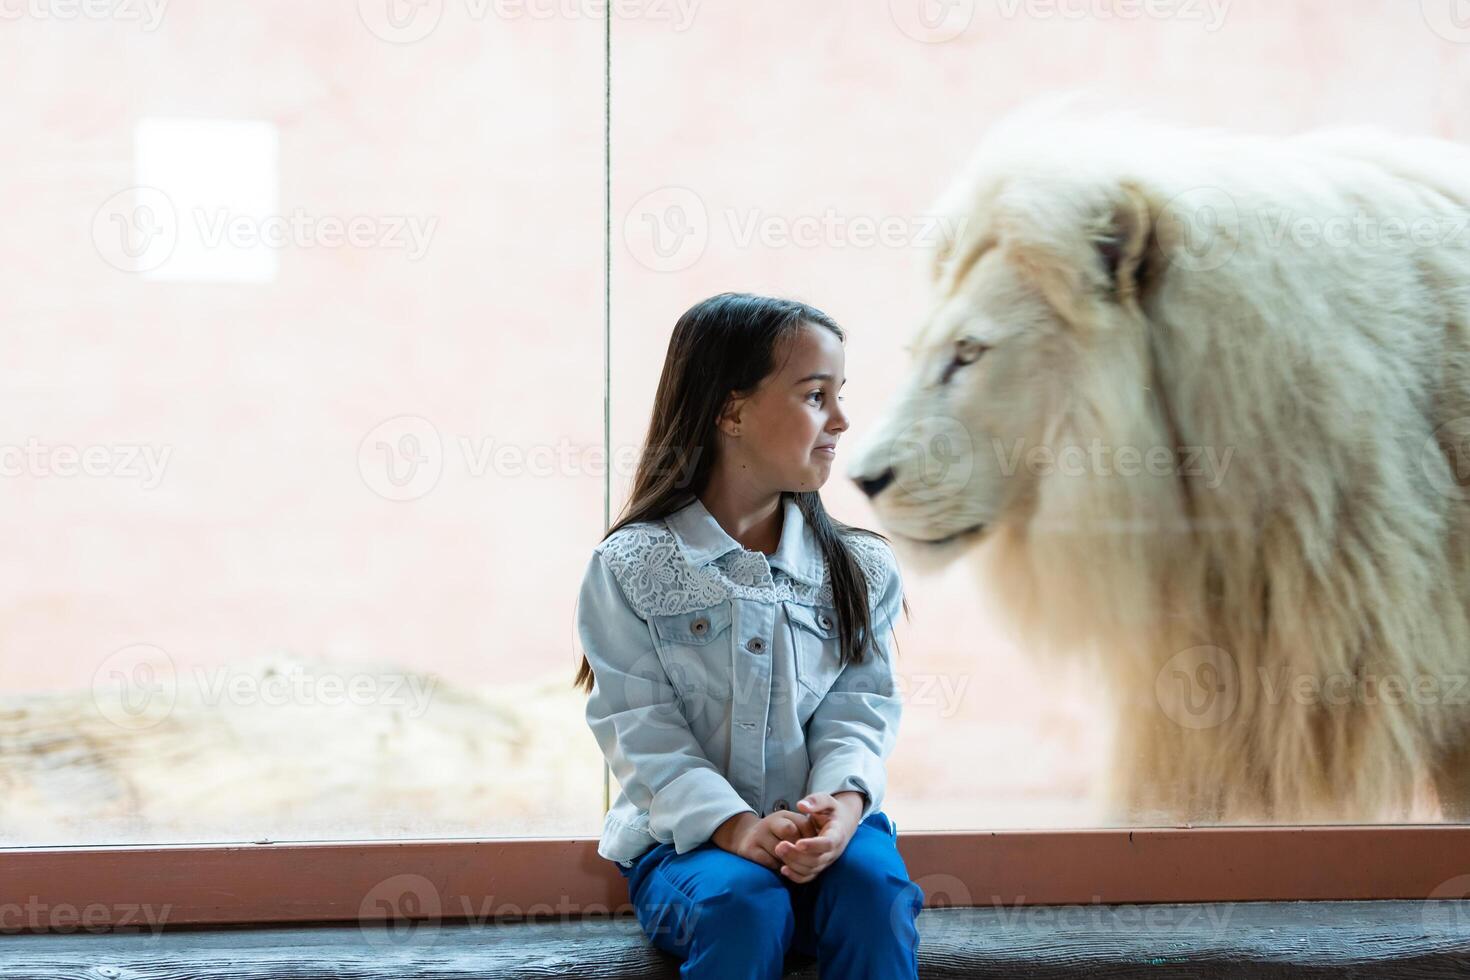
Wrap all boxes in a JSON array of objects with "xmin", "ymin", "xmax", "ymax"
[{"xmin": 1096, "ymin": 182, "xmax": 1152, "ymax": 303}]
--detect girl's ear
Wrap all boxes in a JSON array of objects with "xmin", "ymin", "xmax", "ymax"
[{"xmin": 717, "ymin": 394, "xmax": 745, "ymax": 437}]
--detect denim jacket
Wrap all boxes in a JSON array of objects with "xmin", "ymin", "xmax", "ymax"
[{"xmin": 576, "ymin": 492, "xmax": 904, "ymax": 867}]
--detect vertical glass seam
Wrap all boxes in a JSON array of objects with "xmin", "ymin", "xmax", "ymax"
[{"xmin": 600, "ymin": 0, "xmax": 612, "ymax": 818}]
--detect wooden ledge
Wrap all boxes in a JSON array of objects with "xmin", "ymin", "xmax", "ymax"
[{"xmin": 5, "ymin": 901, "xmax": 1470, "ymax": 978}]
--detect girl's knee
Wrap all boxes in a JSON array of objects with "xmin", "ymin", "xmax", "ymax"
[
  {"xmin": 682, "ymin": 857, "xmax": 794, "ymax": 938},
  {"xmin": 685, "ymin": 887, "xmax": 794, "ymax": 957},
  {"xmin": 818, "ymin": 864, "xmax": 924, "ymax": 943},
  {"xmin": 715, "ymin": 868, "xmax": 792, "ymax": 920},
  {"xmin": 821, "ymin": 848, "xmax": 923, "ymax": 914}
]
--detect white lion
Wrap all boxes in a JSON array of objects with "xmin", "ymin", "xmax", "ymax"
[{"xmin": 849, "ymin": 100, "xmax": 1470, "ymax": 824}]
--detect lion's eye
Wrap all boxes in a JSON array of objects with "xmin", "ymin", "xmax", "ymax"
[
  {"xmin": 940, "ymin": 336, "xmax": 989, "ymax": 385},
  {"xmin": 954, "ymin": 336, "xmax": 987, "ymax": 364}
]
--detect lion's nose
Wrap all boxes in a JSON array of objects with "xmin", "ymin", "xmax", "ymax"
[{"xmin": 854, "ymin": 468, "xmax": 894, "ymax": 499}]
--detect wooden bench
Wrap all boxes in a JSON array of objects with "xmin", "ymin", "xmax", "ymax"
[{"xmin": 5, "ymin": 900, "xmax": 1470, "ymax": 978}]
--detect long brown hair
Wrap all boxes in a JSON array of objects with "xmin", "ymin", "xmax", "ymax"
[{"xmin": 573, "ymin": 291, "xmax": 909, "ymax": 695}]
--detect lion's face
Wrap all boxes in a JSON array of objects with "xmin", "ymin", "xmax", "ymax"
[
  {"xmin": 847, "ymin": 156, "xmax": 1154, "ymax": 567},
  {"xmin": 846, "ymin": 230, "xmax": 1075, "ymax": 555}
]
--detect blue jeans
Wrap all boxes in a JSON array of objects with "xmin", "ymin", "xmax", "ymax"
[{"xmin": 617, "ymin": 809, "xmax": 923, "ymax": 979}]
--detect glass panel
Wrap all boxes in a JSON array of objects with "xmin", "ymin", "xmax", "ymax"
[
  {"xmin": 609, "ymin": 0, "xmax": 1470, "ymax": 828},
  {"xmin": 0, "ymin": 2, "xmax": 607, "ymax": 844}
]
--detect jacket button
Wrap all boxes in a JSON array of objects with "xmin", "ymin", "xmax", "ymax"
[
  {"xmin": 817, "ymin": 614, "xmax": 834, "ymax": 630},
  {"xmin": 691, "ymin": 617, "xmax": 709, "ymax": 635},
  {"xmin": 746, "ymin": 636, "xmax": 765, "ymax": 654},
  {"xmin": 774, "ymin": 799, "xmax": 789, "ymax": 812}
]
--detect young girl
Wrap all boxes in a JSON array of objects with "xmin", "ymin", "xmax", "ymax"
[{"xmin": 573, "ymin": 292, "xmax": 922, "ymax": 979}]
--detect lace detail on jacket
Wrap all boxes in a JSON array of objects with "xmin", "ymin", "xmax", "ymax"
[{"xmin": 595, "ymin": 522, "xmax": 891, "ymax": 618}]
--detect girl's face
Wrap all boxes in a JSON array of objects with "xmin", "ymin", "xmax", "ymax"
[{"xmin": 718, "ymin": 323, "xmax": 849, "ymax": 494}]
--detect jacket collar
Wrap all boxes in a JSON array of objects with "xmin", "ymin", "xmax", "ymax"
[{"xmin": 666, "ymin": 493, "xmax": 825, "ymax": 587}]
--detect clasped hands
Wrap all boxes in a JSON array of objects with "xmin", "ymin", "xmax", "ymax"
[{"xmin": 713, "ymin": 791, "xmax": 863, "ymax": 884}]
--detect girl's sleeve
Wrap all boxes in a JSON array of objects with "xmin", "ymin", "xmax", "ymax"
[
  {"xmin": 577, "ymin": 550, "xmax": 757, "ymax": 854},
  {"xmin": 803, "ymin": 543, "xmax": 904, "ymax": 823}
]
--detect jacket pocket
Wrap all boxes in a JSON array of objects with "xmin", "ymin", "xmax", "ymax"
[
  {"xmin": 649, "ymin": 601, "xmax": 734, "ymax": 703},
  {"xmin": 785, "ymin": 602, "xmax": 843, "ymax": 699}
]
